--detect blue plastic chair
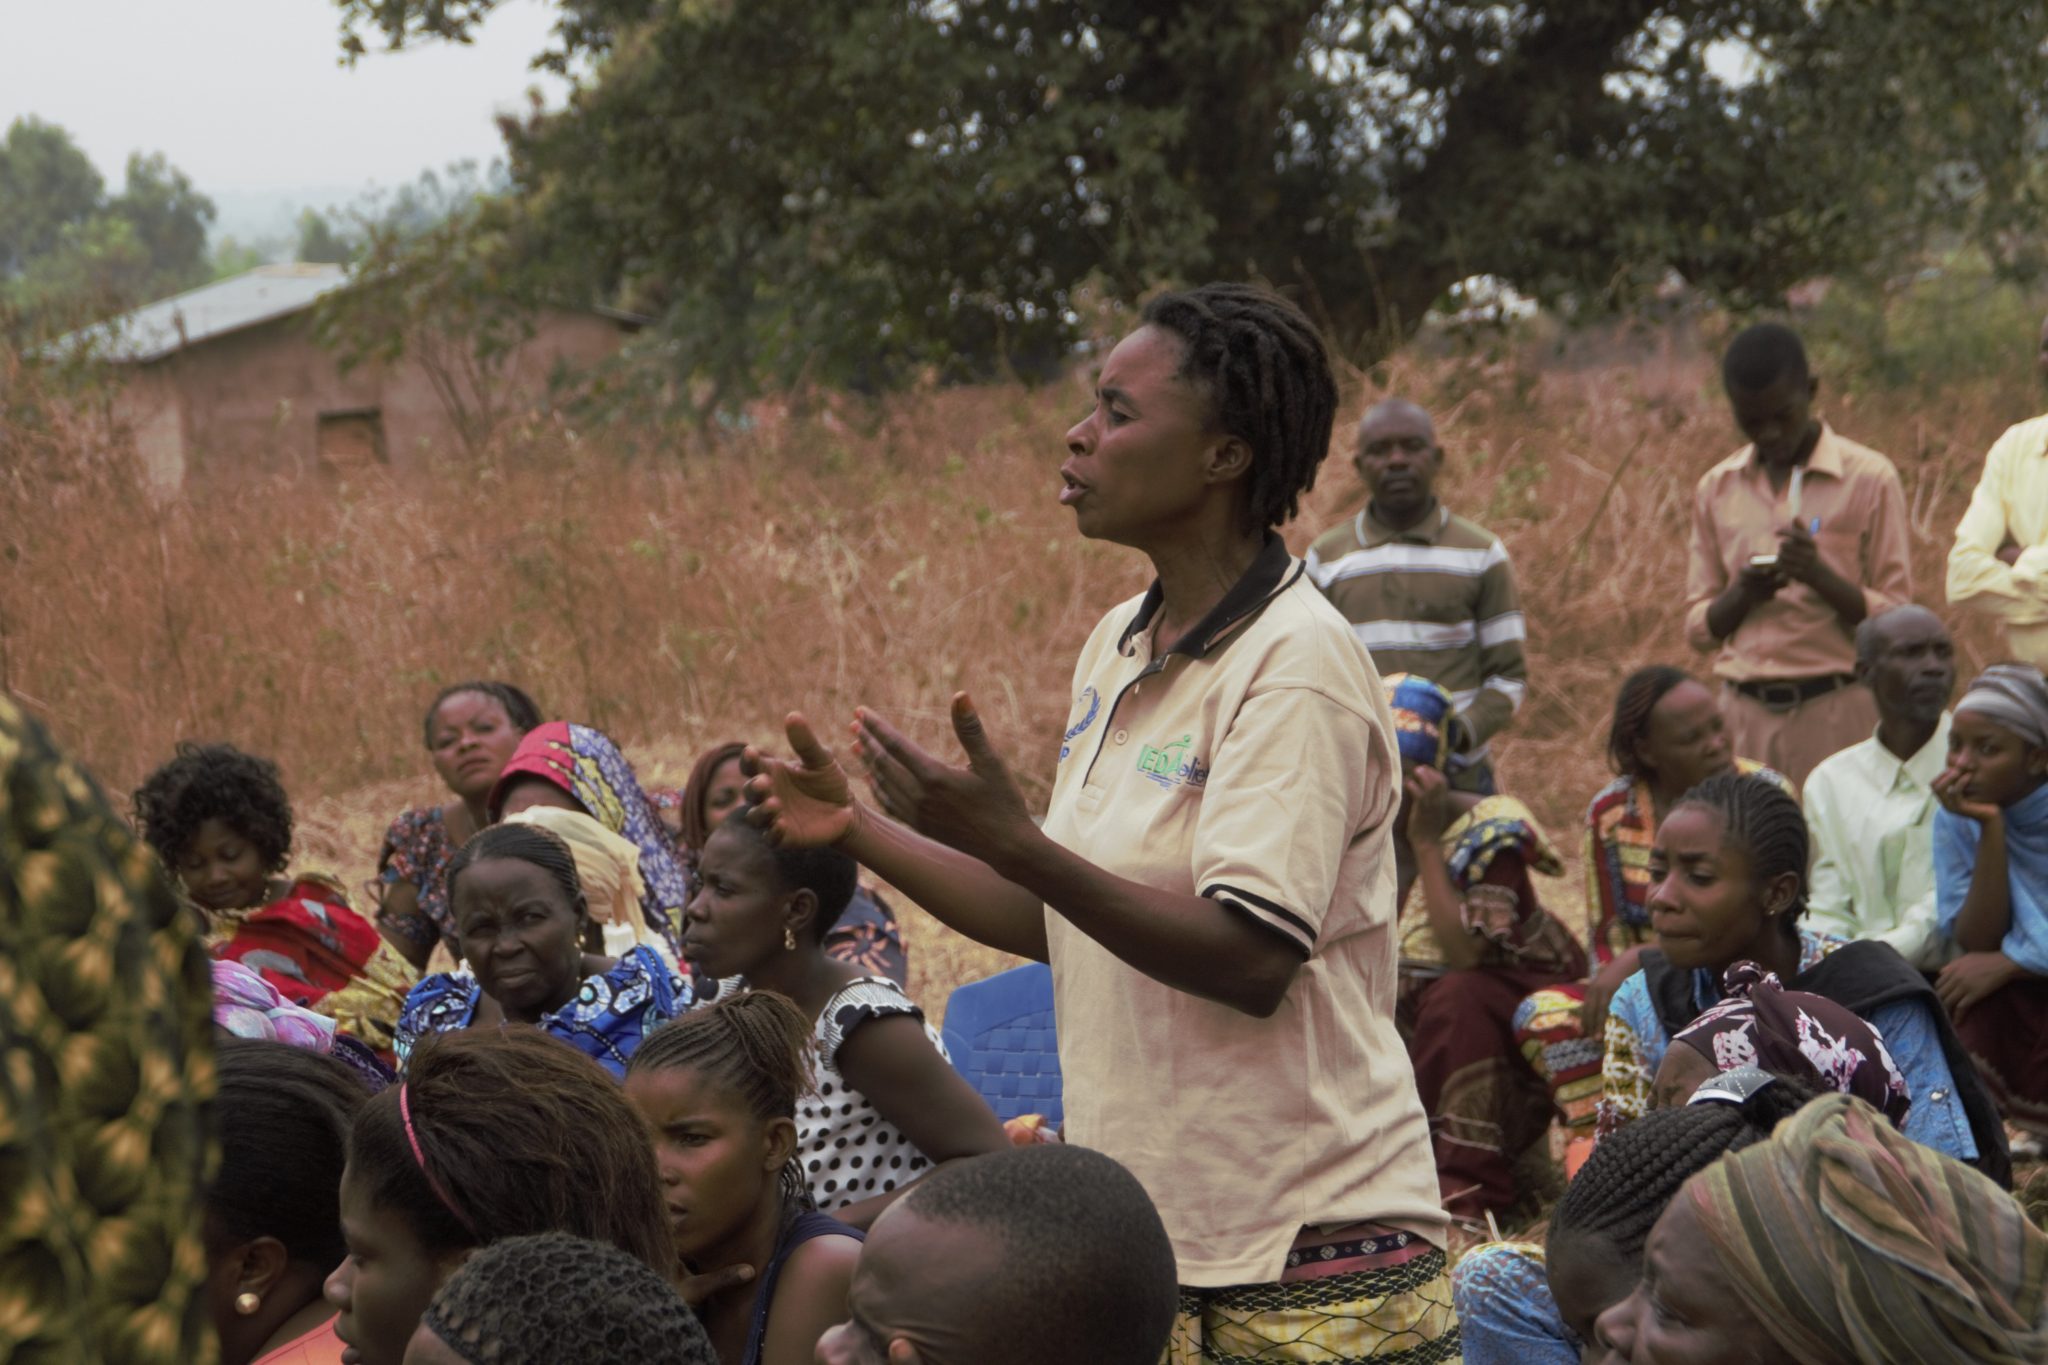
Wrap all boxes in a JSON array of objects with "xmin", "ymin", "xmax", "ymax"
[{"xmin": 941, "ymin": 962, "xmax": 1062, "ymax": 1126}]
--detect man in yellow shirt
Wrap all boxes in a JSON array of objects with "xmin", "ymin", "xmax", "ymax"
[{"xmin": 1946, "ymin": 310, "xmax": 2048, "ymax": 670}]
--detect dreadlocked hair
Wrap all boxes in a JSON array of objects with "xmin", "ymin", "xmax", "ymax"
[
  {"xmin": 445, "ymin": 823, "xmax": 587, "ymax": 919},
  {"xmin": 1674, "ymin": 771, "xmax": 1810, "ymax": 918},
  {"xmin": 347, "ymin": 1029, "xmax": 674, "ymax": 1270},
  {"xmin": 630, "ymin": 990, "xmax": 816, "ymax": 1207},
  {"xmin": 420, "ymin": 680, "xmax": 544, "ymax": 748},
  {"xmin": 132, "ymin": 742, "xmax": 294, "ymax": 871},
  {"xmin": 1551, "ymin": 1078, "xmax": 1814, "ymax": 1257},
  {"xmin": 680, "ymin": 740, "xmax": 748, "ymax": 854},
  {"xmin": 1139, "ymin": 283, "xmax": 1338, "ymax": 534},
  {"xmin": 1606, "ymin": 665, "xmax": 1694, "ymax": 780}
]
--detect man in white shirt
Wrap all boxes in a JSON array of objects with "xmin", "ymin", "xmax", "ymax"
[
  {"xmin": 1803, "ymin": 605, "xmax": 1957, "ymax": 968},
  {"xmin": 1946, "ymin": 310, "xmax": 2048, "ymax": 669}
]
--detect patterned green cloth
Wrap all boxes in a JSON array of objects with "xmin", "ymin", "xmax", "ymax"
[
  {"xmin": 1691, "ymin": 1091, "xmax": 2048, "ymax": 1365},
  {"xmin": 0, "ymin": 695, "xmax": 216, "ymax": 1364}
]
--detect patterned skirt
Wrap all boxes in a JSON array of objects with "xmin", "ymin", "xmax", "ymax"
[{"xmin": 1169, "ymin": 1222, "xmax": 1461, "ymax": 1363}]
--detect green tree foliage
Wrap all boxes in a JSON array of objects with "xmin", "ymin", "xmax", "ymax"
[
  {"xmin": 296, "ymin": 208, "xmax": 357, "ymax": 265},
  {"xmin": 332, "ymin": 0, "xmax": 2048, "ymax": 402},
  {"xmin": 0, "ymin": 119, "xmax": 216, "ymax": 339}
]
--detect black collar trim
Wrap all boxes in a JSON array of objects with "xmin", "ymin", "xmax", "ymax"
[{"xmin": 1116, "ymin": 534, "xmax": 1299, "ymax": 660}]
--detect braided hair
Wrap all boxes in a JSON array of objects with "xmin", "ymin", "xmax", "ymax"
[
  {"xmin": 1673, "ymin": 771, "xmax": 1810, "ymax": 917},
  {"xmin": 421, "ymin": 1233, "xmax": 715, "ymax": 1365},
  {"xmin": 1553, "ymin": 1081, "xmax": 1812, "ymax": 1257},
  {"xmin": 630, "ymin": 990, "xmax": 815, "ymax": 1204},
  {"xmin": 346, "ymin": 1029, "xmax": 675, "ymax": 1270},
  {"xmin": 133, "ymin": 742, "xmax": 295, "ymax": 871},
  {"xmin": 1138, "ymin": 283, "xmax": 1338, "ymax": 533},
  {"xmin": 445, "ymin": 823, "xmax": 587, "ymax": 918},
  {"xmin": 1606, "ymin": 666, "xmax": 1693, "ymax": 780},
  {"xmin": 420, "ymin": 680, "xmax": 544, "ymax": 748}
]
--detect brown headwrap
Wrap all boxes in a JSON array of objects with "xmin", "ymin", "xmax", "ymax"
[{"xmin": 1687, "ymin": 1092, "xmax": 2048, "ymax": 1364}]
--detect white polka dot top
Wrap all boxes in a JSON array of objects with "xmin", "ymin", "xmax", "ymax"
[{"xmin": 797, "ymin": 975, "xmax": 950, "ymax": 1211}]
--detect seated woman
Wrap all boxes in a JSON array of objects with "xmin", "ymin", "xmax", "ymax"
[
  {"xmin": 1516, "ymin": 666, "xmax": 1788, "ymax": 1136},
  {"xmin": 1387, "ymin": 675, "xmax": 1585, "ymax": 1227},
  {"xmin": 406, "ymin": 1233, "xmax": 715, "ymax": 1365},
  {"xmin": 681, "ymin": 815, "xmax": 1009, "ymax": 1224},
  {"xmin": 1453, "ymin": 1077, "xmax": 1806, "ymax": 1365},
  {"xmin": 323, "ymin": 1029, "xmax": 677, "ymax": 1365},
  {"xmin": 207, "ymin": 1039, "xmax": 368, "ymax": 1365},
  {"xmin": 375, "ymin": 681, "xmax": 543, "ymax": 972},
  {"xmin": 1931, "ymin": 663, "xmax": 2048, "ymax": 1145},
  {"xmin": 1595, "ymin": 1092, "xmax": 2048, "ymax": 1364},
  {"xmin": 1597, "ymin": 771, "xmax": 2007, "ymax": 1179},
  {"xmin": 134, "ymin": 742, "xmax": 415, "ymax": 1055},
  {"xmin": 674, "ymin": 739, "xmax": 907, "ymax": 984},
  {"xmin": 625, "ymin": 992, "xmax": 864, "ymax": 1365},
  {"xmin": 490, "ymin": 721, "xmax": 691, "ymax": 960},
  {"xmin": 393, "ymin": 824, "xmax": 689, "ymax": 1078}
]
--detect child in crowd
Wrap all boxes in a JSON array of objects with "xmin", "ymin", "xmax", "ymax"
[
  {"xmin": 1387, "ymin": 675, "xmax": 1585, "ymax": 1228},
  {"xmin": 489, "ymin": 720, "xmax": 693, "ymax": 959},
  {"xmin": 394, "ymin": 824, "xmax": 688, "ymax": 1078},
  {"xmin": 814, "ymin": 1145, "xmax": 1179, "ymax": 1365},
  {"xmin": 1597, "ymin": 1093, "xmax": 2048, "ymax": 1363},
  {"xmin": 404, "ymin": 1234, "xmax": 715, "ymax": 1365},
  {"xmin": 680, "ymin": 814, "xmax": 1007, "ymax": 1223},
  {"xmin": 670, "ymin": 740, "xmax": 907, "ymax": 984},
  {"xmin": 1453, "ymin": 1078, "xmax": 1807, "ymax": 1365},
  {"xmin": 324, "ymin": 1029, "xmax": 676, "ymax": 1365},
  {"xmin": 207, "ymin": 1039, "xmax": 368, "ymax": 1365},
  {"xmin": 1932, "ymin": 662, "xmax": 2048, "ymax": 1143},
  {"xmin": 376, "ymin": 681, "xmax": 544, "ymax": 971},
  {"xmin": 624, "ymin": 992, "xmax": 864, "ymax": 1365},
  {"xmin": 1598, "ymin": 771, "xmax": 2006, "ymax": 1178},
  {"xmin": 1516, "ymin": 667, "xmax": 1786, "ymax": 1138},
  {"xmin": 134, "ymin": 742, "xmax": 415, "ymax": 1055}
]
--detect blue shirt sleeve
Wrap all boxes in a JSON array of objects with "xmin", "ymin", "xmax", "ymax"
[
  {"xmin": 1450, "ymin": 1245, "xmax": 1581, "ymax": 1365},
  {"xmin": 1932, "ymin": 807, "xmax": 1980, "ymax": 936},
  {"xmin": 1870, "ymin": 998, "xmax": 1978, "ymax": 1162}
]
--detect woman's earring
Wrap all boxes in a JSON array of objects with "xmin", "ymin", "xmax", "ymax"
[
  {"xmin": 234, "ymin": 1291, "xmax": 262, "ymax": 1317},
  {"xmin": 784, "ymin": 925, "xmax": 797, "ymax": 951}
]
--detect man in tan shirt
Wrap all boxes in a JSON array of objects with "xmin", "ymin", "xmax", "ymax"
[{"xmin": 1684, "ymin": 323, "xmax": 1913, "ymax": 787}]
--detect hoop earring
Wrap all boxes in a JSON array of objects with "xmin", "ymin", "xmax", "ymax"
[{"xmin": 783, "ymin": 926, "xmax": 797, "ymax": 951}]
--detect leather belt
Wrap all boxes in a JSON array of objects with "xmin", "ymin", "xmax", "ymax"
[{"xmin": 1730, "ymin": 674, "xmax": 1856, "ymax": 713}]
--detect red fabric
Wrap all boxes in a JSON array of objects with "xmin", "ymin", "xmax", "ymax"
[
  {"xmin": 1953, "ymin": 976, "xmax": 2048, "ymax": 1139},
  {"xmin": 211, "ymin": 878, "xmax": 385, "ymax": 1012},
  {"xmin": 486, "ymin": 720, "xmax": 577, "ymax": 818}
]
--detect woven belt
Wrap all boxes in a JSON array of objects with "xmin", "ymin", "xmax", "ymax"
[{"xmin": 1730, "ymin": 674, "xmax": 1856, "ymax": 713}]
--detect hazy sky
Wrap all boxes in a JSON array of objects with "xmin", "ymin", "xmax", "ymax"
[{"xmin": 0, "ymin": 0, "xmax": 569, "ymax": 240}]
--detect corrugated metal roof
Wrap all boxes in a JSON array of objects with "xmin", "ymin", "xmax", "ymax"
[{"xmin": 63, "ymin": 263, "xmax": 349, "ymax": 364}]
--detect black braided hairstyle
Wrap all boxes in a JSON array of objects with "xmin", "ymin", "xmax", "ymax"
[
  {"xmin": 713, "ymin": 809, "xmax": 859, "ymax": 940},
  {"xmin": 1605, "ymin": 665, "xmax": 1694, "ymax": 781},
  {"xmin": 1138, "ymin": 283, "xmax": 1339, "ymax": 534},
  {"xmin": 1551, "ymin": 1080, "xmax": 1813, "ymax": 1257},
  {"xmin": 132, "ymin": 742, "xmax": 295, "ymax": 871},
  {"xmin": 1722, "ymin": 322, "xmax": 1810, "ymax": 392},
  {"xmin": 444, "ymin": 823, "xmax": 588, "ymax": 920},
  {"xmin": 421, "ymin": 1233, "xmax": 716, "ymax": 1364},
  {"xmin": 419, "ymin": 680, "xmax": 544, "ymax": 748},
  {"xmin": 629, "ymin": 990, "xmax": 815, "ymax": 1205},
  {"xmin": 1672, "ymin": 771, "xmax": 1810, "ymax": 918}
]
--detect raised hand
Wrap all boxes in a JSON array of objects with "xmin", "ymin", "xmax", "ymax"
[
  {"xmin": 741, "ymin": 713, "xmax": 862, "ymax": 848},
  {"xmin": 1402, "ymin": 764, "xmax": 1452, "ymax": 849},
  {"xmin": 854, "ymin": 693, "xmax": 1037, "ymax": 871}
]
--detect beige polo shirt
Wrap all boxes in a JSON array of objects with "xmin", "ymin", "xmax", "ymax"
[{"xmin": 1041, "ymin": 537, "xmax": 1446, "ymax": 1288}]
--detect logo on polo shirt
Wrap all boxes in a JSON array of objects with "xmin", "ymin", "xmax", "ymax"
[
  {"xmin": 1058, "ymin": 686, "xmax": 1101, "ymax": 761},
  {"xmin": 1137, "ymin": 733, "xmax": 1209, "ymax": 789}
]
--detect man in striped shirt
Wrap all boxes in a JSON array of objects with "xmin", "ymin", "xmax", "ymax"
[{"xmin": 1305, "ymin": 398, "xmax": 1528, "ymax": 793}]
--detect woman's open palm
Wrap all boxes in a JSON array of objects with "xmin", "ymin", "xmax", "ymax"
[{"xmin": 743, "ymin": 715, "xmax": 861, "ymax": 849}]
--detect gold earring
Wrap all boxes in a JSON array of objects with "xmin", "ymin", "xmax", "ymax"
[
  {"xmin": 234, "ymin": 1292, "xmax": 261, "ymax": 1317},
  {"xmin": 784, "ymin": 926, "xmax": 797, "ymax": 951}
]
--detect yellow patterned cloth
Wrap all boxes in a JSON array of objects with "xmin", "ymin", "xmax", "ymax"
[{"xmin": 0, "ymin": 695, "xmax": 217, "ymax": 1364}]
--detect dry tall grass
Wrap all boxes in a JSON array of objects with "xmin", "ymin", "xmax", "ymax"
[{"xmin": 3, "ymin": 323, "xmax": 2039, "ymax": 1009}]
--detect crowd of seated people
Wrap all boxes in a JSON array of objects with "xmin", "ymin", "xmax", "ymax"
[{"xmin": 16, "ymin": 295, "xmax": 2048, "ymax": 1365}]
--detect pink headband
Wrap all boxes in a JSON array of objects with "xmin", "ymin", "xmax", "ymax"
[{"xmin": 399, "ymin": 1082, "xmax": 477, "ymax": 1237}]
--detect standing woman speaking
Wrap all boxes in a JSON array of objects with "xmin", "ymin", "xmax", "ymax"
[{"xmin": 746, "ymin": 284, "xmax": 1455, "ymax": 1360}]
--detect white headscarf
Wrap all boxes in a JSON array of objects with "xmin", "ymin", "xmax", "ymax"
[{"xmin": 501, "ymin": 806, "xmax": 675, "ymax": 968}]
